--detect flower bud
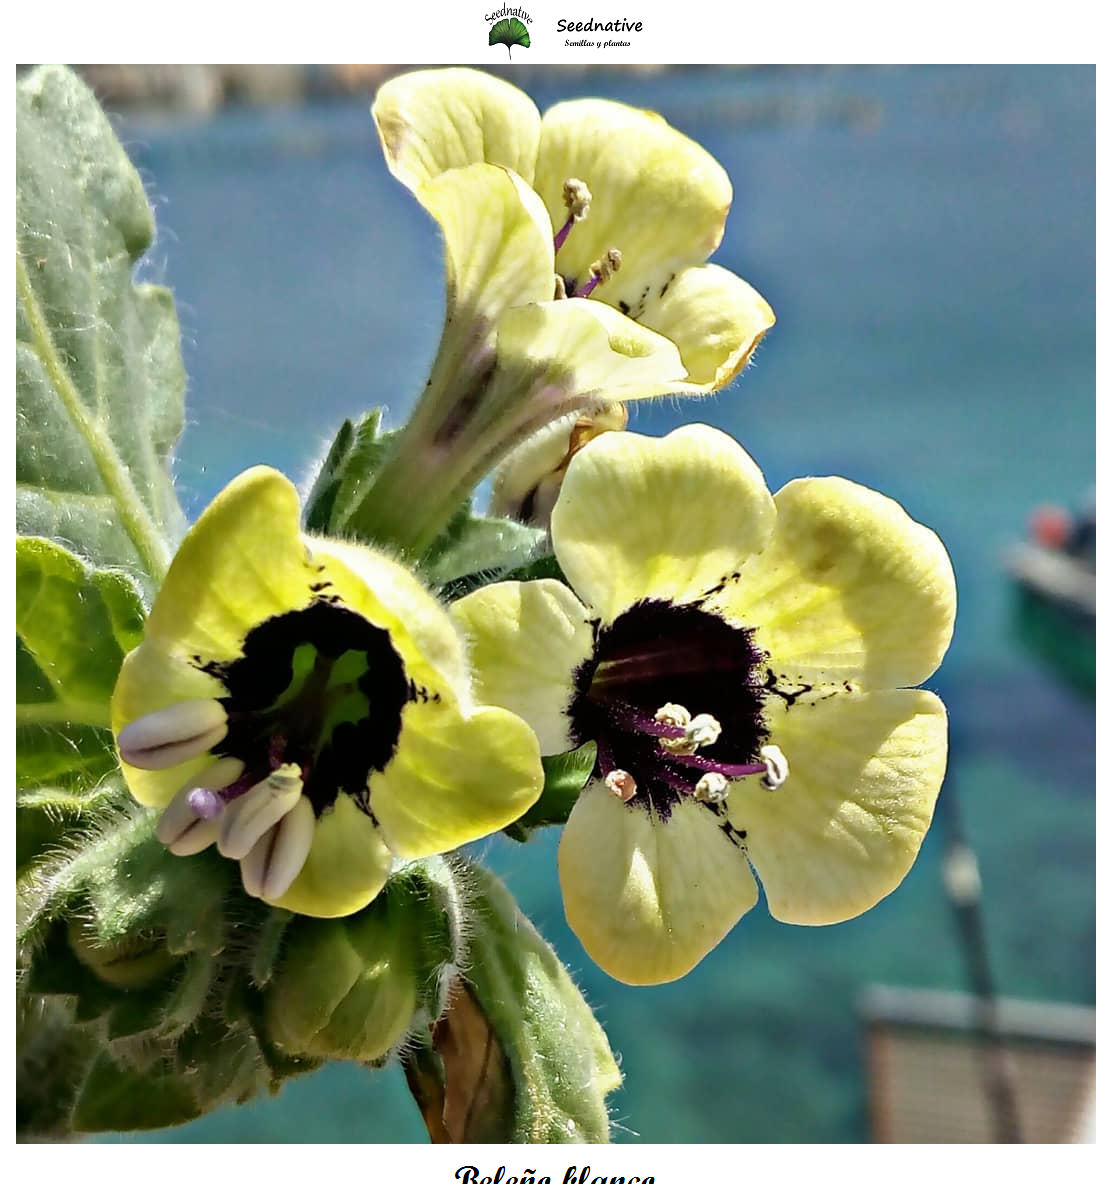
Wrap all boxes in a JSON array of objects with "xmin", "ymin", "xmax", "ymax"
[
  {"xmin": 67, "ymin": 919, "xmax": 178, "ymax": 990},
  {"xmin": 264, "ymin": 894, "xmax": 418, "ymax": 1063},
  {"xmin": 490, "ymin": 403, "xmax": 628, "ymax": 528}
]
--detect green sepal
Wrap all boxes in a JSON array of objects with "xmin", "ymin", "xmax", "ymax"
[
  {"xmin": 422, "ymin": 511, "xmax": 546, "ymax": 592},
  {"xmin": 16, "ymin": 783, "xmax": 122, "ymax": 880},
  {"xmin": 303, "ymin": 410, "xmax": 403, "ymax": 534},
  {"xmin": 72, "ymin": 1050, "xmax": 204, "ymax": 1132},
  {"xmin": 411, "ymin": 860, "xmax": 620, "ymax": 1143},
  {"xmin": 503, "ymin": 742, "xmax": 597, "ymax": 841},
  {"xmin": 16, "ymin": 995, "xmax": 100, "ymax": 1141}
]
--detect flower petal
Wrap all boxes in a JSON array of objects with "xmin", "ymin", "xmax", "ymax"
[
  {"xmin": 451, "ymin": 579, "xmax": 594, "ymax": 756},
  {"xmin": 734, "ymin": 689, "xmax": 947, "ymax": 925},
  {"xmin": 142, "ymin": 466, "xmax": 317, "ymax": 662},
  {"xmin": 493, "ymin": 298, "xmax": 688, "ymax": 415},
  {"xmin": 418, "ymin": 164, "xmax": 554, "ymax": 315},
  {"xmin": 551, "ymin": 426, "xmax": 776, "ymax": 623},
  {"xmin": 370, "ymin": 700, "xmax": 543, "ymax": 859},
  {"xmin": 271, "ymin": 795, "xmax": 394, "ymax": 919},
  {"xmin": 716, "ymin": 477, "xmax": 957, "ymax": 689},
  {"xmin": 308, "ymin": 536, "xmax": 469, "ymax": 699},
  {"xmin": 373, "ymin": 67, "xmax": 541, "ymax": 191},
  {"xmin": 638, "ymin": 264, "xmax": 775, "ymax": 391},
  {"xmin": 534, "ymin": 99, "xmax": 732, "ymax": 314},
  {"xmin": 559, "ymin": 783, "xmax": 758, "ymax": 985},
  {"xmin": 415, "ymin": 164, "xmax": 556, "ymax": 415},
  {"xmin": 488, "ymin": 403, "xmax": 627, "ymax": 522},
  {"xmin": 111, "ymin": 643, "xmax": 227, "ymax": 808}
]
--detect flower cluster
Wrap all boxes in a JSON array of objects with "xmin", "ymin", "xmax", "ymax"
[{"xmin": 112, "ymin": 69, "xmax": 955, "ymax": 989}]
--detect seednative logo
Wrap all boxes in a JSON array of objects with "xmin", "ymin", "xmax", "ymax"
[{"xmin": 487, "ymin": 6, "xmax": 532, "ymax": 57}]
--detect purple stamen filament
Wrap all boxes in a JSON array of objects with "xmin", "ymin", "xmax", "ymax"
[
  {"xmin": 605, "ymin": 699, "xmax": 687, "ymax": 740},
  {"xmin": 554, "ymin": 216, "xmax": 575, "ymax": 253},
  {"xmin": 576, "ymin": 274, "xmax": 602, "ymax": 299},
  {"xmin": 668, "ymin": 752, "xmax": 769, "ymax": 778},
  {"xmin": 599, "ymin": 696, "xmax": 769, "ymax": 797}
]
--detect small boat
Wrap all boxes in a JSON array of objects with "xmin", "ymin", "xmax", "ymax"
[{"xmin": 1005, "ymin": 502, "xmax": 1095, "ymax": 696}]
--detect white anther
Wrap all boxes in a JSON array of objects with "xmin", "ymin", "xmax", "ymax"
[
  {"xmin": 563, "ymin": 177, "xmax": 592, "ymax": 221},
  {"xmin": 605, "ymin": 769, "xmax": 638, "ymax": 802},
  {"xmin": 655, "ymin": 703, "xmax": 691, "ymax": 729},
  {"xmin": 694, "ymin": 773, "xmax": 730, "ymax": 804},
  {"xmin": 656, "ymin": 703, "xmax": 698, "ymax": 754},
  {"xmin": 218, "ymin": 763, "xmax": 304, "ymax": 860},
  {"xmin": 240, "ymin": 796, "xmax": 316, "ymax": 901},
  {"xmin": 686, "ymin": 713, "xmax": 722, "ymax": 749},
  {"xmin": 156, "ymin": 757, "xmax": 244, "ymax": 855},
  {"xmin": 117, "ymin": 699, "xmax": 228, "ymax": 770},
  {"xmin": 589, "ymin": 248, "xmax": 622, "ymax": 284},
  {"xmin": 760, "ymin": 745, "xmax": 789, "ymax": 791},
  {"xmin": 553, "ymin": 274, "xmax": 568, "ymax": 300}
]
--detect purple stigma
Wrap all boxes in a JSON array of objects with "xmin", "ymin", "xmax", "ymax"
[{"xmin": 187, "ymin": 787, "xmax": 225, "ymax": 820}]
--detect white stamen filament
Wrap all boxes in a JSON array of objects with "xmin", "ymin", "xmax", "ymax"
[
  {"xmin": 218, "ymin": 763, "xmax": 304, "ymax": 860},
  {"xmin": 760, "ymin": 745, "xmax": 789, "ymax": 791},
  {"xmin": 240, "ymin": 796, "xmax": 316, "ymax": 900},
  {"xmin": 156, "ymin": 757, "xmax": 245, "ymax": 855},
  {"xmin": 605, "ymin": 769, "xmax": 638, "ymax": 802},
  {"xmin": 117, "ymin": 699, "xmax": 228, "ymax": 770}
]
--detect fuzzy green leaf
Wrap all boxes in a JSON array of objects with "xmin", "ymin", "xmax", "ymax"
[
  {"xmin": 72, "ymin": 1051, "xmax": 203, "ymax": 1132},
  {"xmin": 16, "ymin": 65, "xmax": 186, "ymax": 588},
  {"xmin": 16, "ymin": 536, "xmax": 144, "ymax": 790}
]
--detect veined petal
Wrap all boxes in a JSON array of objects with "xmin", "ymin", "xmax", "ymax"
[
  {"xmin": 559, "ymin": 784, "xmax": 759, "ymax": 985},
  {"xmin": 112, "ymin": 644, "xmax": 227, "ymax": 808},
  {"xmin": 451, "ymin": 579, "xmax": 594, "ymax": 756},
  {"xmin": 271, "ymin": 795, "xmax": 394, "ymax": 919},
  {"xmin": 734, "ymin": 689, "xmax": 947, "ymax": 925},
  {"xmin": 715, "ymin": 477, "xmax": 957, "ymax": 689},
  {"xmin": 551, "ymin": 426, "xmax": 776, "ymax": 623},
  {"xmin": 490, "ymin": 298, "xmax": 688, "ymax": 427},
  {"xmin": 420, "ymin": 163, "xmax": 555, "ymax": 335},
  {"xmin": 370, "ymin": 701, "xmax": 542, "ymax": 859},
  {"xmin": 534, "ymin": 99, "xmax": 731, "ymax": 314},
  {"xmin": 373, "ymin": 67, "xmax": 541, "ymax": 191},
  {"xmin": 638, "ymin": 264, "xmax": 775, "ymax": 392},
  {"xmin": 309, "ymin": 536, "xmax": 468, "ymax": 701},
  {"xmin": 142, "ymin": 467, "xmax": 318, "ymax": 662}
]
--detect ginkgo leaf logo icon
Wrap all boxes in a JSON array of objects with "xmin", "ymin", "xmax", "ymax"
[{"xmin": 489, "ymin": 16, "xmax": 531, "ymax": 57}]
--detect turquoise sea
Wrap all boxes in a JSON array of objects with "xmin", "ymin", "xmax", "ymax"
[{"xmin": 98, "ymin": 64, "xmax": 1094, "ymax": 1143}]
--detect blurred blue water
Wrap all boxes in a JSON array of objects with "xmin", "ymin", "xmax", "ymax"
[{"xmin": 102, "ymin": 64, "xmax": 1094, "ymax": 1143}]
